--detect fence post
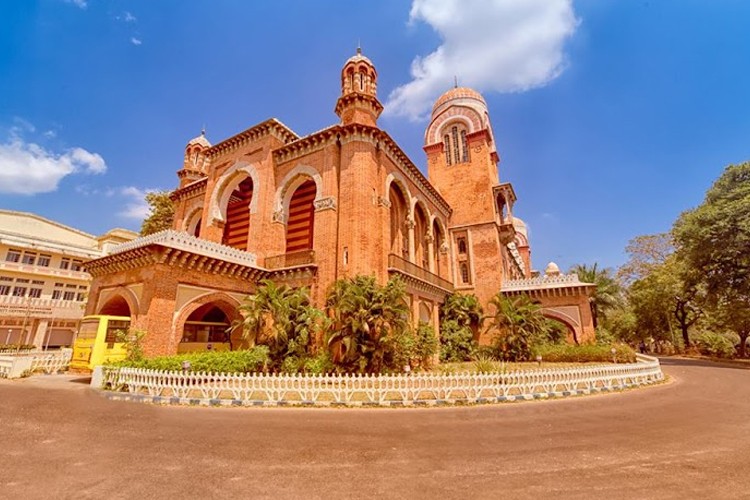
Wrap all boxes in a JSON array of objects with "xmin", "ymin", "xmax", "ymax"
[
  {"xmin": 90, "ymin": 366, "xmax": 104, "ymax": 388},
  {"xmin": 9, "ymin": 356, "xmax": 33, "ymax": 379}
]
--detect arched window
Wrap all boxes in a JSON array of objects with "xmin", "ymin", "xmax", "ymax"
[
  {"xmin": 460, "ymin": 263, "xmax": 470, "ymax": 284},
  {"xmin": 389, "ymin": 183, "xmax": 409, "ymax": 258},
  {"xmin": 285, "ymin": 179, "xmax": 316, "ymax": 252},
  {"xmin": 443, "ymin": 134, "xmax": 452, "ymax": 165},
  {"xmin": 193, "ymin": 217, "xmax": 202, "ymax": 238},
  {"xmin": 460, "ymin": 130, "xmax": 469, "ymax": 162},
  {"xmin": 452, "ymin": 126, "xmax": 460, "ymax": 164},
  {"xmin": 222, "ymin": 177, "xmax": 253, "ymax": 249},
  {"xmin": 457, "ymin": 237, "xmax": 467, "ymax": 254}
]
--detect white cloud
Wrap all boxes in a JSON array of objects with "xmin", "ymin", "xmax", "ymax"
[
  {"xmin": 65, "ymin": 0, "xmax": 87, "ymax": 9},
  {"xmin": 130, "ymin": 37, "xmax": 142, "ymax": 46},
  {"xmin": 118, "ymin": 186, "xmax": 153, "ymax": 220},
  {"xmin": 384, "ymin": 0, "xmax": 579, "ymax": 120},
  {"xmin": 0, "ymin": 137, "xmax": 107, "ymax": 195},
  {"xmin": 124, "ymin": 11, "xmax": 137, "ymax": 22}
]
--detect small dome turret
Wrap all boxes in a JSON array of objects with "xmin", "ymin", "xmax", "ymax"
[
  {"xmin": 544, "ymin": 262, "xmax": 561, "ymax": 277},
  {"xmin": 335, "ymin": 47, "xmax": 383, "ymax": 127}
]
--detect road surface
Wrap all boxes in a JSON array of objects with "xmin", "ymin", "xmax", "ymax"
[{"xmin": 0, "ymin": 357, "xmax": 748, "ymax": 499}]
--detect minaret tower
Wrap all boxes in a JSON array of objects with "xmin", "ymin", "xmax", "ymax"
[
  {"xmin": 335, "ymin": 47, "xmax": 383, "ymax": 127},
  {"xmin": 178, "ymin": 129, "xmax": 211, "ymax": 188},
  {"xmin": 423, "ymin": 86, "xmax": 523, "ymax": 303}
]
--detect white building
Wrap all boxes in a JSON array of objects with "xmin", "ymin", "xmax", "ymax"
[{"xmin": 0, "ymin": 210, "xmax": 137, "ymax": 348}]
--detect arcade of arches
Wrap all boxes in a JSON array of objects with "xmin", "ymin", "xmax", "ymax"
[{"xmin": 83, "ymin": 48, "xmax": 595, "ymax": 357}]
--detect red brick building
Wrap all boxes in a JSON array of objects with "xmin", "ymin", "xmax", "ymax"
[{"xmin": 84, "ymin": 49, "xmax": 595, "ymax": 356}]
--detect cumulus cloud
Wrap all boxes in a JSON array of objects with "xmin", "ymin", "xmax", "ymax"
[
  {"xmin": 0, "ymin": 137, "xmax": 107, "ymax": 195},
  {"xmin": 130, "ymin": 37, "xmax": 142, "ymax": 46},
  {"xmin": 123, "ymin": 11, "xmax": 137, "ymax": 22},
  {"xmin": 118, "ymin": 186, "xmax": 153, "ymax": 220},
  {"xmin": 384, "ymin": 0, "xmax": 579, "ymax": 120}
]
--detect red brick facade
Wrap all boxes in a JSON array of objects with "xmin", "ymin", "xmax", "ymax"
[{"xmin": 84, "ymin": 49, "xmax": 595, "ymax": 356}]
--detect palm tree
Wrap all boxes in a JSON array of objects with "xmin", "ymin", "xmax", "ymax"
[
  {"xmin": 440, "ymin": 293, "xmax": 483, "ymax": 334},
  {"xmin": 486, "ymin": 294, "xmax": 550, "ymax": 361},
  {"xmin": 235, "ymin": 280, "xmax": 321, "ymax": 369},
  {"xmin": 570, "ymin": 263, "xmax": 622, "ymax": 329},
  {"xmin": 326, "ymin": 275, "xmax": 409, "ymax": 373}
]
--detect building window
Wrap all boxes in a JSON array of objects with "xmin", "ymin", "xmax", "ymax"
[
  {"xmin": 76, "ymin": 292, "xmax": 86, "ymax": 301},
  {"xmin": 78, "ymin": 285, "xmax": 87, "ymax": 290},
  {"xmin": 63, "ymin": 291, "xmax": 75, "ymax": 301},
  {"xmin": 452, "ymin": 126, "xmax": 460, "ymax": 165},
  {"xmin": 32, "ymin": 280, "xmax": 44, "ymax": 285},
  {"xmin": 22, "ymin": 252, "xmax": 37, "ymax": 265},
  {"xmin": 71, "ymin": 260, "xmax": 84, "ymax": 272},
  {"xmin": 0, "ymin": 285, "xmax": 10, "ymax": 296},
  {"xmin": 38, "ymin": 254, "xmax": 51, "ymax": 267},
  {"xmin": 60, "ymin": 258, "xmax": 70, "ymax": 270},
  {"xmin": 457, "ymin": 237, "xmax": 467, "ymax": 254},
  {"xmin": 13, "ymin": 287, "xmax": 27, "ymax": 297},
  {"xmin": 5, "ymin": 250, "xmax": 21, "ymax": 263},
  {"xmin": 443, "ymin": 134, "xmax": 452, "ymax": 165},
  {"xmin": 460, "ymin": 130, "xmax": 469, "ymax": 162},
  {"xmin": 65, "ymin": 284, "xmax": 77, "ymax": 289},
  {"xmin": 52, "ymin": 290, "xmax": 62, "ymax": 300},
  {"xmin": 28, "ymin": 288, "xmax": 42, "ymax": 298},
  {"xmin": 54, "ymin": 282, "xmax": 63, "ymax": 288},
  {"xmin": 460, "ymin": 263, "xmax": 470, "ymax": 284}
]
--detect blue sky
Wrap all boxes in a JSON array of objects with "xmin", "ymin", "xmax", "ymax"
[{"xmin": 1, "ymin": 0, "xmax": 749, "ymax": 272}]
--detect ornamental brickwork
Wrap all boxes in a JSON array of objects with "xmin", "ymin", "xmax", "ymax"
[{"xmin": 84, "ymin": 49, "xmax": 595, "ymax": 356}]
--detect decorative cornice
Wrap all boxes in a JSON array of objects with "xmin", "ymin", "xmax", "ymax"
[
  {"xmin": 171, "ymin": 178, "xmax": 207, "ymax": 202},
  {"xmin": 334, "ymin": 92, "xmax": 384, "ymax": 117},
  {"xmin": 272, "ymin": 126, "xmax": 339, "ymax": 165},
  {"xmin": 501, "ymin": 273, "xmax": 596, "ymax": 295},
  {"xmin": 388, "ymin": 269, "xmax": 453, "ymax": 299},
  {"xmin": 205, "ymin": 119, "xmax": 299, "ymax": 159}
]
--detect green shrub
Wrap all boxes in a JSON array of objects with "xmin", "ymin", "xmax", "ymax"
[
  {"xmin": 114, "ymin": 347, "xmax": 270, "ymax": 374},
  {"xmin": 532, "ymin": 344, "xmax": 636, "ymax": 363},
  {"xmin": 473, "ymin": 355, "xmax": 497, "ymax": 373},
  {"xmin": 439, "ymin": 320, "xmax": 476, "ymax": 362},
  {"xmin": 695, "ymin": 332, "xmax": 735, "ymax": 359},
  {"xmin": 303, "ymin": 350, "xmax": 335, "ymax": 374},
  {"xmin": 413, "ymin": 322, "xmax": 438, "ymax": 368}
]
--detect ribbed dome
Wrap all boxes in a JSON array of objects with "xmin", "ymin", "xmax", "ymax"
[
  {"xmin": 432, "ymin": 86, "xmax": 486, "ymax": 114},
  {"xmin": 512, "ymin": 217, "xmax": 528, "ymax": 239},
  {"xmin": 545, "ymin": 262, "xmax": 561, "ymax": 276},
  {"xmin": 187, "ymin": 131, "xmax": 211, "ymax": 148},
  {"xmin": 345, "ymin": 47, "xmax": 373, "ymax": 67}
]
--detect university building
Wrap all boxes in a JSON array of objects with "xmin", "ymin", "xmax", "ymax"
[
  {"xmin": 84, "ymin": 49, "xmax": 595, "ymax": 356},
  {"xmin": 0, "ymin": 210, "xmax": 136, "ymax": 348}
]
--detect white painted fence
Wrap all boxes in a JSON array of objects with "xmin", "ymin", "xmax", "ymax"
[
  {"xmin": 0, "ymin": 349, "xmax": 72, "ymax": 379},
  {"xmin": 97, "ymin": 354, "xmax": 664, "ymax": 407}
]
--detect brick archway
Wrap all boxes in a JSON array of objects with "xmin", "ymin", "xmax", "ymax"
[
  {"xmin": 173, "ymin": 292, "xmax": 243, "ymax": 351},
  {"xmin": 96, "ymin": 286, "xmax": 139, "ymax": 317},
  {"xmin": 542, "ymin": 308, "xmax": 581, "ymax": 345}
]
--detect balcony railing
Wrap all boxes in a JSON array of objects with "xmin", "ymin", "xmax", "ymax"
[
  {"xmin": 0, "ymin": 296, "xmax": 85, "ymax": 319},
  {"xmin": 388, "ymin": 254, "xmax": 454, "ymax": 292},
  {"xmin": 264, "ymin": 249, "xmax": 316, "ymax": 270},
  {"xmin": 0, "ymin": 260, "xmax": 90, "ymax": 280}
]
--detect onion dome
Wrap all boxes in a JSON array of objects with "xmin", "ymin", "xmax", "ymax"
[{"xmin": 544, "ymin": 262, "xmax": 561, "ymax": 276}]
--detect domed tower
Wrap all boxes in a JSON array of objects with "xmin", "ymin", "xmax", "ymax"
[
  {"xmin": 335, "ymin": 48, "xmax": 383, "ymax": 127},
  {"xmin": 424, "ymin": 86, "xmax": 519, "ymax": 304},
  {"xmin": 178, "ymin": 129, "xmax": 211, "ymax": 188}
]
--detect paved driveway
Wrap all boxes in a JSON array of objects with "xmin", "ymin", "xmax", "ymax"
[{"xmin": 0, "ymin": 358, "xmax": 748, "ymax": 499}]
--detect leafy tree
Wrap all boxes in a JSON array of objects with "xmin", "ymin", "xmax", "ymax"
[
  {"xmin": 617, "ymin": 233, "xmax": 674, "ymax": 286},
  {"xmin": 673, "ymin": 162, "xmax": 750, "ymax": 357},
  {"xmin": 486, "ymin": 294, "xmax": 551, "ymax": 361},
  {"xmin": 325, "ymin": 275, "xmax": 410, "ymax": 373},
  {"xmin": 235, "ymin": 280, "xmax": 323, "ymax": 370},
  {"xmin": 140, "ymin": 190, "xmax": 175, "ymax": 236},
  {"xmin": 570, "ymin": 263, "xmax": 622, "ymax": 329},
  {"xmin": 438, "ymin": 293, "xmax": 482, "ymax": 361}
]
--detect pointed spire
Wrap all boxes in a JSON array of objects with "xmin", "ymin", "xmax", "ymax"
[{"xmin": 454, "ymin": 76, "xmax": 458, "ymax": 88}]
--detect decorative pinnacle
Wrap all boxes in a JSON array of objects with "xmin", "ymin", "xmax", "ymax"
[
  {"xmin": 201, "ymin": 124, "xmax": 206, "ymax": 136},
  {"xmin": 454, "ymin": 76, "xmax": 458, "ymax": 88}
]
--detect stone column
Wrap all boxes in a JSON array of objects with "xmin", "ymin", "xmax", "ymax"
[
  {"xmin": 426, "ymin": 230, "xmax": 435, "ymax": 273},
  {"xmin": 31, "ymin": 320, "xmax": 49, "ymax": 349},
  {"xmin": 406, "ymin": 218, "xmax": 416, "ymax": 264}
]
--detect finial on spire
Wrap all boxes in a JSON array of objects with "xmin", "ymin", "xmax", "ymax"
[
  {"xmin": 357, "ymin": 39, "xmax": 361, "ymax": 55},
  {"xmin": 454, "ymin": 76, "xmax": 458, "ymax": 88},
  {"xmin": 201, "ymin": 124, "xmax": 206, "ymax": 136}
]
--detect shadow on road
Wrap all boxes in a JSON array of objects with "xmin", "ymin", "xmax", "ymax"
[
  {"xmin": 659, "ymin": 356, "xmax": 750, "ymax": 371},
  {"xmin": 68, "ymin": 376, "xmax": 92, "ymax": 385}
]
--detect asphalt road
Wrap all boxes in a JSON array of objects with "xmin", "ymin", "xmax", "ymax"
[{"xmin": 1, "ymin": 358, "xmax": 748, "ymax": 500}]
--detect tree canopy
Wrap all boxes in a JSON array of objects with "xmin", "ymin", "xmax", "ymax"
[{"xmin": 140, "ymin": 190, "xmax": 175, "ymax": 236}]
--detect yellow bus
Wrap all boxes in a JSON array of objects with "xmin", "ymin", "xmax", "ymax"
[{"xmin": 70, "ymin": 315, "xmax": 131, "ymax": 371}]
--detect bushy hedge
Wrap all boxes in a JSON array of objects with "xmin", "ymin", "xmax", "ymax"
[
  {"xmin": 694, "ymin": 332, "xmax": 735, "ymax": 359},
  {"xmin": 532, "ymin": 343, "xmax": 636, "ymax": 363},
  {"xmin": 113, "ymin": 347, "xmax": 270, "ymax": 374}
]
